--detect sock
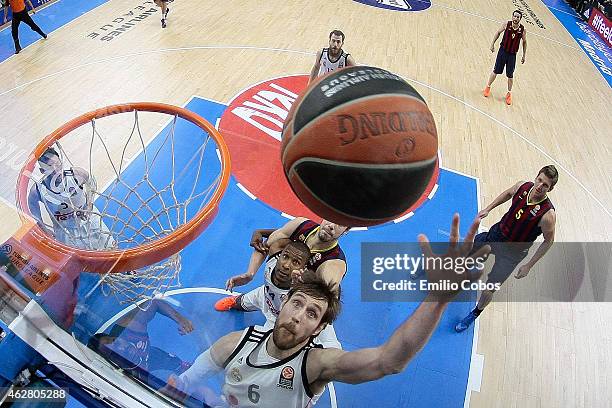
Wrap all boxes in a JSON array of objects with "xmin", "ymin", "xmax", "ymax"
[
  {"xmin": 472, "ymin": 306, "xmax": 483, "ymax": 317},
  {"xmin": 231, "ymin": 295, "xmax": 248, "ymax": 311}
]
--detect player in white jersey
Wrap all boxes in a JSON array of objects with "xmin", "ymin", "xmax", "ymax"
[
  {"xmin": 217, "ymin": 240, "xmax": 341, "ymax": 349},
  {"xmin": 309, "ymin": 30, "xmax": 356, "ymax": 83},
  {"xmin": 27, "ymin": 146, "xmax": 113, "ymax": 250},
  {"xmin": 163, "ymin": 215, "xmax": 491, "ymax": 408}
]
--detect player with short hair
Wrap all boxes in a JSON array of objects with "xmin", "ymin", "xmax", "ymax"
[
  {"xmin": 483, "ymin": 10, "xmax": 527, "ymax": 105},
  {"xmin": 216, "ymin": 239, "xmax": 342, "ymax": 349},
  {"xmin": 164, "ymin": 215, "xmax": 489, "ymax": 407},
  {"xmin": 27, "ymin": 146, "xmax": 112, "ymax": 250},
  {"xmin": 309, "ymin": 30, "xmax": 357, "ymax": 83},
  {"xmin": 219, "ymin": 218, "xmax": 348, "ymax": 303},
  {"xmin": 456, "ymin": 165, "xmax": 558, "ymax": 332}
]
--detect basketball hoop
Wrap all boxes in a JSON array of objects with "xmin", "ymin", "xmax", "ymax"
[{"xmin": 15, "ymin": 102, "xmax": 231, "ymax": 303}]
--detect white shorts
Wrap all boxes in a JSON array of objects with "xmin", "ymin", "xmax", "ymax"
[{"xmin": 239, "ymin": 286, "xmax": 278, "ymax": 324}]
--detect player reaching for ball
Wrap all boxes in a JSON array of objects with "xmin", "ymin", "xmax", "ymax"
[
  {"xmin": 216, "ymin": 217, "xmax": 348, "ymax": 312},
  {"xmin": 162, "ymin": 215, "xmax": 490, "ymax": 408}
]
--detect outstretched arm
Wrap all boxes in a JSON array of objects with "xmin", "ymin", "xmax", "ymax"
[
  {"xmin": 478, "ymin": 181, "xmax": 523, "ymax": 219},
  {"xmin": 163, "ymin": 330, "xmax": 242, "ymax": 401},
  {"xmin": 316, "ymin": 259, "xmax": 346, "ymax": 294},
  {"xmin": 309, "ymin": 215, "xmax": 491, "ymax": 386},
  {"xmin": 226, "ymin": 217, "xmax": 307, "ymax": 290},
  {"xmin": 309, "ymin": 50, "xmax": 323, "ymax": 83}
]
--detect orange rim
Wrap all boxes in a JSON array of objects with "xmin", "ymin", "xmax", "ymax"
[{"xmin": 16, "ymin": 102, "xmax": 231, "ymax": 273}]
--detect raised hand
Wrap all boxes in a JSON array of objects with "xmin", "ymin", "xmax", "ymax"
[
  {"xmin": 225, "ymin": 273, "xmax": 254, "ymax": 292},
  {"xmin": 418, "ymin": 214, "xmax": 491, "ymax": 302}
]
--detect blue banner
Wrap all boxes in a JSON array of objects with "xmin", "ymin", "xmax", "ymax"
[{"xmin": 542, "ymin": 0, "xmax": 612, "ymax": 86}]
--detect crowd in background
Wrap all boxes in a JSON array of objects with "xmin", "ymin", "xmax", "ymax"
[{"xmin": 567, "ymin": 0, "xmax": 612, "ymax": 19}]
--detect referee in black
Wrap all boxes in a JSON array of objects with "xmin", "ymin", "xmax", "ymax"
[{"xmin": 3, "ymin": 0, "xmax": 47, "ymax": 54}]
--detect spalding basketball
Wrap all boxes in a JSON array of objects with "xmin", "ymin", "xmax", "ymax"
[{"xmin": 281, "ymin": 66, "xmax": 438, "ymax": 227}]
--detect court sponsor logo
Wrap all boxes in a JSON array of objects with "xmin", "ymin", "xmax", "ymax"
[
  {"xmin": 218, "ymin": 74, "xmax": 438, "ymax": 221},
  {"xmin": 575, "ymin": 21, "xmax": 612, "ymax": 77},
  {"xmin": 589, "ymin": 8, "xmax": 612, "ymax": 48},
  {"xmin": 512, "ymin": 0, "xmax": 546, "ymax": 29},
  {"xmin": 544, "ymin": 1, "xmax": 612, "ymax": 85},
  {"xmin": 87, "ymin": 1, "xmax": 159, "ymax": 42},
  {"xmin": 0, "ymin": 136, "xmax": 28, "ymax": 172},
  {"xmin": 353, "ymin": 0, "xmax": 431, "ymax": 12},
  {"xmin": 218, "ymin": 75, "xmax": 320, "ymax": 219}
]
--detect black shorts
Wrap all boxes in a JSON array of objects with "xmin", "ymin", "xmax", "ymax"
[
  {"xmin": 472, "ymin": 223, "xmax": 530, "ymax": 285},
  {"xmin": 493, "ymin": 48, "xmax": 518, "ymax": 78}
]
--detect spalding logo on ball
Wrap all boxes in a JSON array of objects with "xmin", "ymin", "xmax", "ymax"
[{"xmin": 281, "ymin": 66, "xmax": 438, "ymax": 227}]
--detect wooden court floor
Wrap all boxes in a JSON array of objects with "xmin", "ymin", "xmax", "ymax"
[{"xmin": 0, "ymin": 0, "xmax": 610, "ymax": 406}]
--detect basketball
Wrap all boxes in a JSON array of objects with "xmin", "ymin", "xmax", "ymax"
[{"xmin": 281, "ymin": 66, "xmax": 438, "ymax": 227}]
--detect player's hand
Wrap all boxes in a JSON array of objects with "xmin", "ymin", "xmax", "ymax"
[
  {"xmin": 514, "ymin": 264, "xmax": 531, "ymax": 279},
  {"xmin": 161, "ymin": 375, "xmax": 188, "ymax": 402},
  {"xmin": 291, "ymin": 268, "xmax": 307, "ymax": 285},
  {"xmin": 250, "ymin": 231, "xmax": 269, "ymax": 254},
  {"xmin": 490, "ymin": 45, "xmax": 495, "ymax": 53},
  {"xmin": 477, "ymin": 209, "xmax": 489, "ymax": 219},
  {"xmin": 177, "ymin": 317, "xmax": 194, "ymax": 335},
  {"xmin": 521, "ymin": 55, "xmax": 525, "ymax": 64},
  {"xmin": 225, "ymin": 273, "xmax": 254, "ymax": 292},
  {"xmin": 418, "ymin": 214, "xmax": 490, "ymax": 303}
]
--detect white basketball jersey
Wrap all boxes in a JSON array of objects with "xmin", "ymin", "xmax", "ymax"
[
  {"xmin": 317, "ymin": 48, "xmax": 350, "ymax": 77},
  {"xmin": 222, "ymin": 326, "xmax": 322, "ymax": 408},
  {"xmin": 262, "ymin": 253, "xmax": 290, "ymax": 318},
  {"xmin": 35, "ymin": 169, "xmax": 113, "ymax": 250},
  {"xmin": 35, "ymin": 169, "xmax": 90, "ymax": 231}
]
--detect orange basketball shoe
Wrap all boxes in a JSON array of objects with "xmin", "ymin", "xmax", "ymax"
[
  {"xmin": 505, "ymin": 92, "xmax": 512, "ymax": 105},
  {"xmin": 214, "ymin": 295, "xmax": 238, "ymax": 311},
  {"xmin": 483, "ymin": 86, "xmax": 491, "ymax": 97}
]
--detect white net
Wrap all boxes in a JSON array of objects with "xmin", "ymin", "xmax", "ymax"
[{"xmin": 25, "ymin": 107, "xmax": 225, "ymax": 305}]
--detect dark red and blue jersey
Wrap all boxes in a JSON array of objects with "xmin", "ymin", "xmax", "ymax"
[
  {"xmin": 501, "ymin": 21, "xmax": 524, "ymax": 54},
  {"xmin": 289, "ymin": 220, "xmax": 346, "ymax": 271},
  {"xmin": 499, "ymin": 182, "xmax": 554, "ymax": 242}
]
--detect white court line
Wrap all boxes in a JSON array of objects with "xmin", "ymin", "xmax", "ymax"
[
  {"xmin": 400, "ymin": 76, "xmax": 612, "ymax": 219},
  {"xmin": 546, "ymin": 4, "xmax": 581, "ymax": 18},
  {"xmin": 431, "ymin": 1, "xmax": 581, "ymax": 50},
  {"xmin": 393, "ymin": 211, "xmax": 415, "ymax": 223},
  {"xmin": 2, "ymin": 46, "xmax": 606, "ymax": 219},
  {"xmin": 427, "ymin": 184, "xmax": 439, "ymax": 199},
  {"xmin": 236, "ymin": 182, "xmax": 257, "ymax": 200},
  {"xmin": 96, "ymin": 287, "xmax": 339, "ymax": 408},
  {"xmin": 464, "ymin": 173, "xmax": 485, "ymax": 407},
  {"xmin": 0, "ymin": 47, "xmax": 315, "ymax": 98}
]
